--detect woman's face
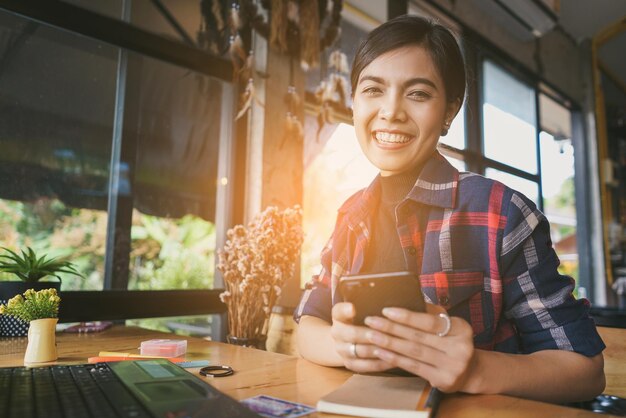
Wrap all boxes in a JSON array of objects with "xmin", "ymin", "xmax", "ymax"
[{"xmin": 352, "ymin": 45, "xmax": 459, "ymax": 176}]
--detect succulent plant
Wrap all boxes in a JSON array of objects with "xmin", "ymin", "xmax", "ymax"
[{"xmin": 0, "ymin": 247, "xmax": 82, "ymax": 283}]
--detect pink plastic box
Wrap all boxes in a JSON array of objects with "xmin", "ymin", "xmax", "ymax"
[{"xmin": 140, "ymin": 339, "xmax": 187, "ymax": 357}]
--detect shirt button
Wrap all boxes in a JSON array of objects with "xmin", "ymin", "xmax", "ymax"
[
  {"xmin": 438, "ymin": 295, "xmax": 450, "ymax": 305},
  {"xmin": 407, "ymin": 246, "xmax": 417, "ymax": 256}
]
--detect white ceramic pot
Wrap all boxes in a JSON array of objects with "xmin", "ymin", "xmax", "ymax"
[{"xmin": 24, "ymin": 318, "xmax": 58, "ymax": 364}]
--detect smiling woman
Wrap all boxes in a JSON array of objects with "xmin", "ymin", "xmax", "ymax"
[{"xmin": 294, "ymin": 14, "xmax": 606, "ymax": 404}]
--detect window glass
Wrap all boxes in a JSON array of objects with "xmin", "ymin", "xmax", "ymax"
[
  {"xmin": 0, "ymin": 11, "xmax": 117, "ymax": 290},
  {"xmin": 540, "ymin": 131, "xmax": 578, "ymax": 280},
  {"xmin": 482, "ymin": 60, "xmax": 537, "ymax": 174},
  {"xmin": 125, "ymin": 53, "xmax": 222, "ymax": 291},
  {"xmin": 0, "ymin": 10, "xmax": 222, "ymax": 294},
  {"xmin": 485, "ymin": 168, "xmax": 540, "ymax": 206}
]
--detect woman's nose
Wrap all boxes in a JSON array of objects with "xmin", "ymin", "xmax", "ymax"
[{"xmin": 378, "ymin": 96, "xmax": 407, "ymax": 122}]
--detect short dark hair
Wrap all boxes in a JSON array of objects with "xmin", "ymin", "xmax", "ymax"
[{"xmin": 351, "ymin": 15, "xmax": 466, "ymax": 106}]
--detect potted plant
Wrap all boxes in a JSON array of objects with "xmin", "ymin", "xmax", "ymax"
[
  {"xmin": 0, "ymin": 246, "xmax": 81, "ymax": 337},
  {"xmin": 0, "ymin": 288, "xmax": 61, "ymax": 363},
  {"xmin": 217, "ymin": 206, "xmax": 303, "ymax": 349}
]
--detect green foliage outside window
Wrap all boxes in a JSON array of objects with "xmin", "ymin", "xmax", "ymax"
[{"xmin": 0, "ymin": 198, "xmax": 216, "ymax": 291}]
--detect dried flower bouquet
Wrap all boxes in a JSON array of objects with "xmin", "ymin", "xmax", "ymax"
[{"xmin": 218, "ymin": 206, "xmax": 303, "ymax": 341}]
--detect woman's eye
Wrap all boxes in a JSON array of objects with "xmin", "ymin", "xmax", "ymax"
[
  {"xmin": 409, "ymin": 91, "xmax": 431, "ymax": 100},
  {"xmin": 362, "ymin": 87, "xmax": 382, "ymax": 95}
]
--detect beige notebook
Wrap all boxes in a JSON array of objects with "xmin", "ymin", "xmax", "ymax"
[{"xmin": 317, "ymin": 374, "xmax": 440, "ymax": 418}]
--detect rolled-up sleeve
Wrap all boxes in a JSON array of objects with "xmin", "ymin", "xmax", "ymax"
[
  {"xmin": 294, "ymin": 236, "xmax": 335, "ymax": 324},
  {"xmin": 500, "ymin": 192, "xmax": 605, "ymax": 356},
  {"xmin": 294, "ymin": 282, "xmax": 333, "ymax": 324}
]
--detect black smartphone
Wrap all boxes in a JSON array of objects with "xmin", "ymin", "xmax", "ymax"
[{"xmin": 337, "ymin": 271, "xmax": 425, "ymax": 325}]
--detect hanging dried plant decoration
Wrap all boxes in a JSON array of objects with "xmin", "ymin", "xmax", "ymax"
[
  {"xmin": 198, "ymin": 0, "xmax": 342, "ymax": 64},
  {"xmin": 280, "ymin": 84, "xmax": 304, "ymax": 148},
  {"xmin": 235, "ymin": 0, "xmax": 343, "ymax": 70},
  {"xmin": 270, "ymin": 0, "xmax": 289, "ymax": 53},
  {"xmin": 197, "ymin": 0, "xmax": 227, "ymax": 54},
  {"xmin": 320, "ymin": 0, "xmax": 342, "ymax": 50},
  {"xmin": 299, "ymin": 0, "xmax": 321, "ymax": 70},
  {"xmin": 229, "ymin": 33, "xmax": 248, "ymax": 75},
  {"xmin": 314, "ymin": 49, "xmax": 350, "ymax": 140},
  {"xmin": 236, "ymin": 77, "xmax": 264, "ymax": 120}
]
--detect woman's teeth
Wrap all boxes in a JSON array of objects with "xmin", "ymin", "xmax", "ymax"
[{"xmin": 375, "ymin": 132, "xmax": 412, "ymax": 143}]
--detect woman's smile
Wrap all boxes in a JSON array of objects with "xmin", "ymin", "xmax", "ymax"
[{"xmin": 372, "ymin": 130, "xmax": 415, "ymax": 149}]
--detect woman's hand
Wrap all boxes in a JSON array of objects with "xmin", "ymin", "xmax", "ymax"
[
  {"xmin": 364, "ymin": 304, "xmax": 477, "ymax": 393},
  {"xmin": 330, "ymin": 302, "xmax": 394, "ymax": 373}
]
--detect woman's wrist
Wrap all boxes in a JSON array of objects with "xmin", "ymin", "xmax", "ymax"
[{"xmin": 459, "ymin": 349, "xmax": 508, "ymax": 395}]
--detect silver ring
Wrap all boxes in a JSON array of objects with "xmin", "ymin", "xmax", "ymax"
[
  {"xmin": 350, "ymin": 342, "xmax": 360, "ymax": 358},
  {"xmin": 437, "ymin": 313, "xmax": 451, "ymax": 337}
]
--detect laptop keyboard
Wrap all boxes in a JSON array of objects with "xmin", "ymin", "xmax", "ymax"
[{"xmin": 0, "ymin": 363, "xmax": 151, "ymax": 418}]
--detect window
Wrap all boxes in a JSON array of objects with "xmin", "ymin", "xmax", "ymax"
[
  {"xmin": 484, "ymin": 168, "xmax": 540, "ymax": 204},
  {"xmin": 480, "ymin": 60, "xmax": 541, "ymax": 208},
  {"xmin": 480, "ymin": 60, "xmax": 580, "ymax": 280},
  {"xmin": 0, "ymin": 10, "xmax": 117, "ymax": 289},
  {"xmin": 482, "ymin": 60, "xmax": 538, "ymax": 174},
  {"xmin": 302, "ymin": 122, "xmax": 378, "ymax": 284},
  {"xmin": 0, "ymin": 1, "xmax": 235, "ymax": 336},
  {"xmin": 539, "ymin": 95, "xmax": 578, "ymax": 281}
]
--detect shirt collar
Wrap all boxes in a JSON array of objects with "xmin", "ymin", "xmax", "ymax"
[
  {"xmin": 405, "ymin": 152, "xmax": 459, "ymax": 209},
  {"xmin": 339, "ymin": 152, "xmax": 459, "ymax": 228}
]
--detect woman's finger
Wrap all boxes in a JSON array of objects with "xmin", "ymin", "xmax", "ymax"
[
  {"xmin": 331, "ymin": 318, "xmax": 378, "ymax": 346},
  {"xmin": 365, "ymin": 328, "xmax": 446, "ymax": 367},
  {"xmin": 343, "ymin": 357, "xmax": 395, "ymax": 373},
  {"xmin": 364, "ymin": 314, "xmax": 447, "ymax": 348},
  {"xmin": 378, "ymin": 307, "xmax": 472, "ymax": 340},
  {"xmin": 381, "ymin": 307, "xmax": 449, "ymax": 335},
  {"xmin": 372, "ymin": 348, "xmax": 462, "ymax": 392},
  {"xmin": 365, "ymin": 315, "xmax": 438, "ymax": 347},
  {"xmin": 343, "ymin": 341, "xmax": 383, "ymax": 359},
  {"xmin": 332, "ymin": 302, "xmax": 356, "ymax": 323}
]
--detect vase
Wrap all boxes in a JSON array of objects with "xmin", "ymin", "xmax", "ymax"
[
  {"xmin": 24, "ymin": 318, "xmax": 58, "ymax": 364},
  {"xmin": 226, "ymin": 334, "xmax": 267, "ymax": 350}
]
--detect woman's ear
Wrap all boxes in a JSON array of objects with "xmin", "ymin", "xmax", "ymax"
[
  {"xmin": 446, "ymin": 98, "xmax": 462, "ymax": 122},
  {"xmin": 441, "ymin": 98, "xmax": 462, "ymax": 137}
]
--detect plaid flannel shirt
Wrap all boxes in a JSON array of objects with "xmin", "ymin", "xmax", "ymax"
[{"xmin": 295, "ymin": 153, "xmax": 605, "ymax": 356}]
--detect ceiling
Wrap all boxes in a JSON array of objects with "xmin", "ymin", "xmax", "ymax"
[{"xmin": 558, "ymin": 0, "xmax": 626, "ymax": 92}]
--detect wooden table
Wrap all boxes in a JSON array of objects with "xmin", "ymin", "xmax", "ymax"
[{"xmin": 0, "ymin": 325, "xmax": 623, "ymax": 417}]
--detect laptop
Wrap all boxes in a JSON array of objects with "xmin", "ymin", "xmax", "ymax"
[{"xmin": 0, "ymin": 359, "xmax": 261, "ymax": 417}]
